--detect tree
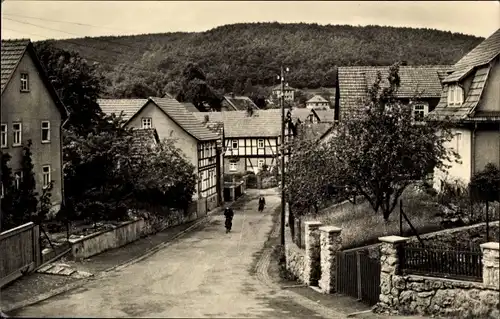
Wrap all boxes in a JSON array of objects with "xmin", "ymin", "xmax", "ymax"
[
  {"xmin": 243, "ymin": 78, "xmax": 254, "ymax": 95},
  {"xmin": 469, "ymin": 163, "xmax": 500, "ymax": 203},
  {"xmin": 177, "ymin": 63, "xmax": 222, "ymax": 111},
  {"xmin": 323, "ymin": 63, "xmax": 456, "ymax": 220},
  {"xmin": 232, "ymin": 79, "xmax": 243, "ymax": 95},
  {"xmin": 1, "ymin": 152, "xmax": 16, "ymax": 231},
  {"xmin": 35, "ymin": 42, "xmax": 103, "ymax": 136}
]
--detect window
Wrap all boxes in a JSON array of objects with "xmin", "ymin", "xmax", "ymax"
[
  {"xmin": 229, "ymin": 161, "xmax": 238, "ymax": 172},
  {"xmin": 232, "ymin": 140, "xmax": 238, "ymax": 149},
  {"xmin": 455, "ymin": 133, "xmax": 462, "ymax": 153},
  {"xmin": 20, "ymin": 73, "xmax": 29, "ymax": 92},
  {"xmin": 41, "ymin": 121, "xmax": 50, "ymax": 143},
  {"xmin": 1, "ymin": 124, "xmax": 6, "ymax": 148},
  {"xmin": 1, "ymin": 182, "xmax": 4, "ymax": 199},
  {"xmin": 42, "ymin": 165, "xmax": 51, "ymax": 188},
  {"xmin": 258, "ymin": 159, "xmax": 265, "ymax": 168},
  {"xmin": 413, "ymin": 103, "xmax": 428, "ymax": 122},
  {"xmin": 14, "ymin": 171, "xmax": 22, "ymax": 190},
  {"xmin": 447, "ymin": 84, "xmax": 464, "ymax": 106},
  {"xmin": 258, "ymin": 139, "xmax": 264, "ymax": 149},
  {"xmin": 141, "ymin": 117, "xmax": 152, "ymax": 129},
  {"xmin": 12, "ymin": 123, "xmax": 22, "ymax": 146}
]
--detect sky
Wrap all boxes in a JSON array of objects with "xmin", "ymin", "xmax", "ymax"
[{"xmin": 1, "ymin": 1, "xmax": 499, "ymax": 41}]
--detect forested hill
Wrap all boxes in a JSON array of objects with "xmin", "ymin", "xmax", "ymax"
[{"xmin": 38, "ymin": 23, "xmax": 483, "ymax": 98}]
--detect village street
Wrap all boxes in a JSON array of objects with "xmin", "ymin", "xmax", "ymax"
[{"xmin": 8, "ymin": 190, "xmax": 348, "ymax": 318}]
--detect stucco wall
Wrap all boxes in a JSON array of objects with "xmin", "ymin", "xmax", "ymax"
[
  {"xmin": 478, "ymin": 57, "xmax": 500, "ymax": 113},
  {"xmin": 434, "ymin": 127, "xmax": 472, "ymax": 187},
  {"xmin": 1, "ymin": 52, "xmax": 63, "ymax": 210},
  {"xmin": 475, "ymin": 130, "xmax": 500, "ymax": 172}
]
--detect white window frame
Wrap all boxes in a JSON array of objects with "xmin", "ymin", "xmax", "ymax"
[
  {"xmin": 14, "ymin": 171, "xmax": 22, "ymax": 190},
  {"xmin": 20, "ymin": 73, "xmax": 29, "ymax": 92},
  {"xmin": 229, "ymin": 162, "xmax": 238, "ymax": 172},
  {"xmin": 447, "ymin": 84, "xmax": 464, "ymax": 106},
  {"xmin": 232, "ymin": 140, "xmax": 238, "ymax": 149},
  {"xmin": 1, "ymin": 124, "xmax": 7, "ymax": 148},
  {"xmin": 12, "ymin": 122, "xmax": 22, "ymax": 146},
  {"xmin": 141, "ymin": 117, "xmax": 152, "ymax": 129},
  {"xmin": 258, "ymin": 139, "xmax": 264, "ymax": 149},
  {"xmin": 413, "ymin": 103, "xmax": 428, "ymax": 122},
  {"xmin": 42, "ymin": 165, "xmax": 51, "ymax": 189},
  {"xmin": 258, "ymin": 159, "xmax": 265, "ymax": 168},
  {"xmin": 41, "ymin": 121, "xmax": 51, "ymax": 143}
]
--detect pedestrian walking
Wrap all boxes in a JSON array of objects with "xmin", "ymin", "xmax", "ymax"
[
  {"xmin": 224, "ymin": 205, "xmax": 234, "ymax": 233},
  {"xmin": 258, "ymin": 194, "xmax": 266, "ymax": 212}
]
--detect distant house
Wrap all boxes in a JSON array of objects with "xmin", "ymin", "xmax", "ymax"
[
  {"xmin": 222, "ymin": 110, "xmax": 283, "ymax": 174},
  {"xmin": 428, "ymin": 28, "xmax": 500, "ymax": 188},
  {"xmin": 336, "ymin": 65, "xmax": 452, "ymax": 122},
  {"xmin": 98, "ymin": 97, "xmax": 222, "ymax": 203},
  {"xmin": 306, "ymin": 95, "xmax": 330, "ymax": 109},
  {"xmin": 221, "ymin": 94, "xmax": 259, "ymax": 111},
  {"xmin": 1, "ymin": 39, "xmax": 69, "ymax": 214},
  {"xmin": 272, "ymin": 84, "xmax": 296, "ymax": 102}
]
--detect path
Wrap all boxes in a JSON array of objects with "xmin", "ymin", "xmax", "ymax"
[{"xmin": 9, "ymin": 190, "xmax": 349, "ymax": 318}]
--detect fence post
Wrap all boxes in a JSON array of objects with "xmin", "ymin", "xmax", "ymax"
[
  {"xmin": 304, "ymin": 221, "xmax": 323, "ymax": 286},
  {"xmin": 480, "ymin": 242, "xmax": 500, "ymax": 291},
  {"xmin": 376, "ymin": 235, "xmax": 409, "ymax": 313},
  {"xmin": 318, "ymin": 226, "xmax": 342, "ymax": 294}
]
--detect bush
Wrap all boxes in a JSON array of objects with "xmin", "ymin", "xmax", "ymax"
[{"xmin": 271, "ymin": 244, "xmax": 297, "ymax": 281}]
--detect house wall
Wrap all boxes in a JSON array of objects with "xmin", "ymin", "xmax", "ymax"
[
  {"xmin": 224, "ymin": 137, "xmax": 279, "ymax": 174},
  {"xmin": 1, "ymin": 52, "xmax": 63, "ymax": 210},
  {"xmin": 126, "ymin": 102, "xmax": 199, "ymax": 198},
  {"xmin": 475, "ymin": 129, "xmax": 500, "ymax": 172},
  {"xmin": 434, "ymin": 127, "xmax": 472, "ymax": 188},
  {"xmin": 478, "ymin": 58, "xmax": 500, "ymax": 113}
]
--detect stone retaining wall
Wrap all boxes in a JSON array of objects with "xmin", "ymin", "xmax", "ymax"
[
  {"xmin": 284, "ymin": 227, "xmax": 305, "ymax": 283},
  {"xmin": 376, "ymin": 236, "xmax": 500, "ymax": 318}
]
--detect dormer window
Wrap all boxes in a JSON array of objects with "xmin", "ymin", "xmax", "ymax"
[{"xmin": 447, "ymin": 84, "xmax": 464, "ymax": 106}]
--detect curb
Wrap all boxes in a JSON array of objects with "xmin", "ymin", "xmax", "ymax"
[{"xmin": 3, "ymin": 208, "xmax": 223, "ymax": 314}]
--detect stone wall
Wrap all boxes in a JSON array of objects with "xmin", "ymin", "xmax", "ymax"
[
  {"xmin": 284, "ymin": 226, "xmax": 305, "ymax": 283},
  {"xmin": 376, "ymin": 236, "xmax": 500, "ymax": 318},
  {"xmin": 407, "ymin": 221, "xmax": 500, "ymax": 249}
]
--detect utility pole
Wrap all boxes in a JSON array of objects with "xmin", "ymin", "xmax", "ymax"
[{"xmin": 279, "ymin": 66, "xmax": 289, "ymax": 246}]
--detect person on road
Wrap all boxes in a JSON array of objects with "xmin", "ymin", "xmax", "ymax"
[
  {"xmin": 258, "ymin": 195, "xmax": 266, "ymax": 212},
  {"xmin": 224, "ymin": 205, "xmax": 234, "ymax": 233}
]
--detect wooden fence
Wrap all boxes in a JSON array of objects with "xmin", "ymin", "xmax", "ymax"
[
  {"xmin": 0, "ymin": 222, "xmax": 41, "ymax": 288},
  {"xmin": 398, "ymin": 242, "xmax": 483, "ymax": 282}
]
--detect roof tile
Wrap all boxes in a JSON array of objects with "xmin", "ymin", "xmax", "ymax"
[
  {"xmin": 223, "ymin": 110, "xmax": 282, "ymax": 138},
  {"xmin": 222, "ymin": 95, "xmax": 259, "ymax": 111},
  {"xmin": 98, "ymin": 99, "xmax": 148, "ymax": 122},
  {"xmin": 1, "ymin": 39, "xmax": 30, "ymax": 93}
]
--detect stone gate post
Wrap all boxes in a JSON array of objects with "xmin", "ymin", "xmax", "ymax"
[
  {"xmin": 480, "ymin": 242, "xmax": 500, "ymax": 291},
  {"xmin": 304, "ymin": 221, "xmax": 323, "ymax": 286},
  {"xmin": 318, "ymin": 226, "xmax": 342, "ymax": 293}
]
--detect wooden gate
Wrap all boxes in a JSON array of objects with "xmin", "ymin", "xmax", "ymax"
[
  {"xmin": 0, "ymin": 222, "xmax": 41, "ymax": 288},
  {"xmin": 336, "ymin": 247, "xmax": 381, "ymax": 306}
]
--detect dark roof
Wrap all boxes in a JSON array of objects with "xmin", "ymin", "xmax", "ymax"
[
  {"xmin": 130, "ymin": 128, "xmax": 160, "ymax": 156},
  {"xmin": 338, "ymin": 65, "xmax": 451, "ymax": 119},
  {"xmin": 180, "ymin": 102, "xmax": 199, "ymax": 112},
  {"xmin": 222, "ymin": 110, "xmax": 282, "ymax": 138},
  {"xmin": 443, "ymin": 28, "xmax": 500, "ymax": 83},
  {"xmin": 149, "ymin": 97, "xmax": 219, "ymax": 141},
  {"xmin": 306, "ymin": 95, "xmax": 329, "ymax": 104},
  {"xmin": 98, "ymin": 99, "xmax": 148, "ymax": 121},
  {"xmin": 1, "ymin": 39, "xmax": 68, "ymax": 119},
  {"xmin": 222, "ymin": 95, "xmax": 259, "ymax": 111}
]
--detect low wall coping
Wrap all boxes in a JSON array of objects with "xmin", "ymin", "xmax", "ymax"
[
  {"xmin": 319, "ymin": 226, "xmax": 342, "ymax": 233},
  {"xmin": 379, "ymin": 235, "xmax": 409, "ymax": 244},
  {"xmin": 68, "ymin": 219, "xmax": 143, "ymax": 244},
  {"xmin": 304, "ymin": 221, "xmax": 323, "ymax": 227},
  {"xmin": 480, "ymin": 242, "xmax": 500, "ymax": 251}
]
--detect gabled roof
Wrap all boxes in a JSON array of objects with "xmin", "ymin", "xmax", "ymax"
[
  {"xmin": 272, "ymin": 84, "xmax": 295, "ymax": 91},
  {"xmin": 222, "ymin": 110, "xmax": 282, "ymax": 138},
  {"xmin": 148, "ymin": 97, "xmax": 219, "ymax": 141},
  {"xmin": 306, "ymin": 95, "xmax": 329, "ymax": 104},
  {"xmin": 337, "ymin": 65, "xmax": 451, "ymax": 119},
  {"xmin": 98, "ymin": 99, "xmax": 148, "ymax": 122},
  {"xmin": 222, "ymin": 95, "xmax": 259, "ymax": 111},
  {"xmin": 314, "ymin": 109, "xmax": 336, "ymax": 123},
  {"xmin": 443, "ymin": 28, "xmax": 500, "ymax": 83},
  {"xmin": 1, "ymin": 39, "xmax": 68, "ymax": 119},
  {"xmin": 192, "ymin": 112, "xmax": 224, "ymax": 135},
  {"xmin": 287, "ymin": 108, "xmax": 319, "ymax": 123}
]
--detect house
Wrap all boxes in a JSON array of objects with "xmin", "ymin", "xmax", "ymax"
[
  {"xmin": 1, "ymin": 39, "xmax": 68, "ymax": 214},
  {"xmin": 221, "ymin": 94, "xmax": 259, "ymax": 111},
  {"xmin": 98, "ymin": 97, "xmax": 223, "ymax": 203},
  {"xmin": 428, "ymin": 28, "xmax": 500, "ymax": 188},
  {"xmin": 222, "ymin": 109, "xmax": 283, "ymax": 174},
  {"xmin": 192, "ymin": 112, "xmax": 224, "ymax": 137},
  {"xmin": 272, "ymin": 84, "xmax": 296, "ymax": 102},
  {"xmin": 306, "ymin": 95, "xmax": 330, "ymax": 109},
  {"xmin": 336, "ymin": 65, "xmax": 452, "ymax": 122}
]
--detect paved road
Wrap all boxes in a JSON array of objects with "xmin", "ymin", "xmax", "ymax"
[{"xmin": 10, "ymin": 190, "xmax": 347, "ymax": 318}]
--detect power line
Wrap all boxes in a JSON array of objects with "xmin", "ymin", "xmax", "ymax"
[{"xmin": 3, "ymin": 13, "xmax": 135, "ymax": 33}]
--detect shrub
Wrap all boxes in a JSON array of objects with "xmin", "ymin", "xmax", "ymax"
[{"xmin": 272, "ymin": 244, "xmax": 297, "ymax": 281}]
